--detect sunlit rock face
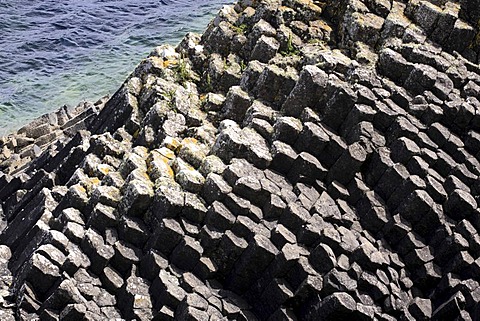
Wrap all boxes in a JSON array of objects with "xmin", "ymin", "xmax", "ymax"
[{"xmin": 1, "ymin": 0, "xmax": 480, "ymax": 320}]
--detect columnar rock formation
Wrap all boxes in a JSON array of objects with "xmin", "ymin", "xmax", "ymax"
[{"xmin": 1, "ymin": 0, "xmax": 480, "ymax": 320}]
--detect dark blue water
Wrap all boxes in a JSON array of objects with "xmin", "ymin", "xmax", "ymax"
[{"xmin": 0, "ymin": 0, "xmax": 228, "ymax": 135}]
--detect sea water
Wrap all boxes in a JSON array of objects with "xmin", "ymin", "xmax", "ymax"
[{"xmin": 0, "ymin": 0, "xmax": 228, "ymax": 135}]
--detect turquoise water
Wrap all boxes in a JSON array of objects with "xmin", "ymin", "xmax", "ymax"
[{"xmin": 0, "ymin": 0, "xmax": 228, "ymax": 135}]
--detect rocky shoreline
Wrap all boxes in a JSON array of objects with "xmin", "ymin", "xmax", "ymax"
[
  {"xmin": 1, "ymin": 0, "xmax": 480, "ymax": 319},
  {"xmin": 0, "ymin": 98, "xmax": 108, "ymax": 175}
]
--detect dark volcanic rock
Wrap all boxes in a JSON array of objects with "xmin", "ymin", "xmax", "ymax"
[{"xmin": 1, "ymin": 0, "xmax": 480, "ymax": 319}]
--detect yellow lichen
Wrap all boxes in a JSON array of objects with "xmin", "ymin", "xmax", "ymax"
[
  {"xmin": 97, "ymin": 164, "xmax": 111, "ymax": 176},
  {"xmin": 181, "ymin": 137, "xmax": 199, "ymax": 146},
  {"xmin": 163, "ymin": 137, "xmax": 181, "ymax": 151},
  {"xmin": 85, "ymin": 177, "xmax": 101, "ymax": 194},
  {"xmin": 74, "ymin": 185, "xmax": 87, "ymax": 194},
  {"xmin": 149, "ymin": 56, "xmax": 165, "ymax": 69},
  {"xmin": 162, "ymin": 164, "xmax": 175, "ymax": 179},
  {"xmin": 148, "ymin": 153, "xmax": 175, "ymax": 179},
  {"xmin": 159, "ymin": 147, "xmax": 176, "ymax": 160}
]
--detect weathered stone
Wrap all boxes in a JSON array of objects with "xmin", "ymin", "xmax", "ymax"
[
  {"xmin": 202, "ymin": 173, "xmax": 232, "ymax": 204},
  {"xmin": 240, "ymin": 60, "xmax": 267, "ymax": 91},
  {"xmin": 254, "ymin": 64, "xmax": 298, "ymax": 108},
  {"xmin": 309, "ymin": 243, "xmax": 336, "ymax": 274},
  {"xmin": 211, "ymin": 121, "xmax": 248, "ymax": 163},
  {"xmin": 264, "ymin": 193, "xmax": 287, "ymax": 220},
  {"xmin": 170, "ymin": 236, "xmax": 203, "ymax": 271},
  {"xmin": 111, "ymin": 241, "xmax": 141, "ymax": 275},
  {"xmin": 408, "ymin": 297, "xmax": 432, "ymax": 320},
  {"xmin": 390, "ymin": 137, "xmax": 421, "ymax": 164},
  {"xmin": 152, "ymin": 181, "xmax": 185, "ymax": 220},
  {"xmin": 301, "ymin": 292, "xmax": 357, "ymax": 320},
  {"xmin": 241, "ymin": 127, "xmax": 273, "ymax": 169},
  {"xmin": 287, "ymin": 152, "xmax": 327, "ymax": 184},
  {"xmin": 88, "ymin": 203, "xmax": 117, "ymax": 230},
  {"xmin": 118, "ymin": 178, "xmax": 154, "ymax": 217},
  {"xmin": 251, "ymin": 35, "xmax": 280, "ymax": 63},
  {"xmin": 147, "ymin": 150, "xmax": 174, "ymax": 181},
  {"xmin": 176, "ymin": 306, "xmax": 209, "ymax": 321},
  {"xmin": 139, "ymin": 250, "xmax": 168, "ymax": 282},
  {"xmin": 3, "ymin": 1, "xmax": 480, "ymax": 320},
  {"xmin": 344, "ymin": 11, "xmax": 384, "ymax": 47},
  {"xmin": 118, "ymin": 275, "xmax": 153, "ymax": 320},
  {"xmin": 198, "ymin": 155, "xmax": 226, "ymax": 177},
  {"xmin": 119, "ymin": 216, "xmax": 150, "ymax": 248},
  {"xmin": 273, "ymin": 117, "xmax": 303, "ymax": 145},
  {"xmin": 378, "ymin": 48, "xmax": 413, "ymax": 83},
  {"xmin": 101, "ymin": 266, "xmax": 124, "ymax": 295},
  {"xmin": 26, "ymin": 253, "xmax": 61, "ymax": 296},
  {"xmin": 445, "ymin": 189, "xmax": 477, "ymax": 220},
  {"xmin": 210, "ymin": 230, "xmax": 248, "ymax": 277},
  {"xmin": 432, "ymin": 291, "xmax": 466, "ymax": 320},
  {"xmin": 270, "ymin": 140, "xmax": 297, "ymax": 174},
  {"xmin": 151, "ymin": 269, "xmax": 186, "ymax": 309},
  {"xmin": 249, "ymin": 120, "xmax": 274, "ymax": 143},
  {"xmin": 327, "ymin": 142, "xmax": 367, "ymax": 185},
  {"xmin": 228, "ymin": 234, "xmax": 278, "ymax": 293},
  {"xmin": 118, "ymin": 152, "xmax": 147, "ymax": 178},
  {"xmin": 60, "ymin": 304, "xmax": 87, "ymax": 320},
  {"xmin": 202, "ymin": 93, "xmax": 225, "ymax": 112},
  {"xmin": 149, "ymin": 218, "xmax": 184, "ymax": 256},
  {"xmin": 205, "ymin": 201, "xmax": 236, "ymax": 231},
  {"xmin": 279, "ymin": 202, "xmax": 310, "ymax": 233},
  {"xmin": 295, "ymin": 121, "xmax": 330, "ymax": 156},
  {"xmin": 221, "ymin": 86, "xmax": 252, "ymax": 122},
  {"xmin": 176, "ymin": 168, "xmax": 205, "ymax": 194}
]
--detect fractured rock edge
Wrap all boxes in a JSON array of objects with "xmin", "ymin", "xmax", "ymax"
[{"xmin": 1, "ymin": 0, "xmax": 480, "ymax": 320}]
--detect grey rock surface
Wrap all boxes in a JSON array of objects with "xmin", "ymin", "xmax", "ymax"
[{"xmin": 1, "ymin": 0, "xmax": 480, "ymax": 319}]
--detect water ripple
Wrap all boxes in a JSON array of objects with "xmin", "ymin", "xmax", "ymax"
[{"xmin": 0, "ymin": 0, "xmax": 228, "ymax": 135}]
